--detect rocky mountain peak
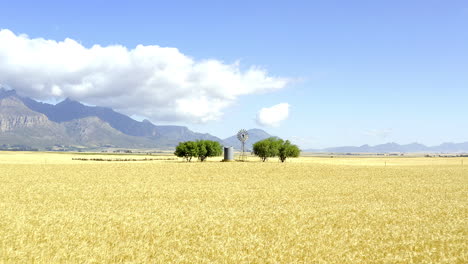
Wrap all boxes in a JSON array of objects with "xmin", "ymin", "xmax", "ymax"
[
  {"xmin": 0, "ymin": 96, "xmax": 51, "ymax": 132},
  {"xmin": 0, "ymin": 90, "xmax": 224, "ymax": 148},
  {"xmin": 57, "ymin": 97, "xmax": 82, "ymax": 106},
  {"xmin": 0, "ymin": 96, "xmax": 39, "ymax": 115},
  {"xmin": 0, "ymin": 87, "xmax": 17, "ymax": 99}
]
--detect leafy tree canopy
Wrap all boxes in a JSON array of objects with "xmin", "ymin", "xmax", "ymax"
[
  {"xmin": 196, "ymin": 140, "xmax": 222, "ymax": 162},
  {"xmin": 278, "ymin": 140, "xmax": 301, "ymax": 162},
  {"xmin": 252, "ymin": 137, "xmax": 282, "ymax": 162},
  {"xmin": 174, "ymin": 141, "xmax": 199, "ymax": 162},
  {"xmin": 252, "ymin": 137, "xmax": 300, "ymax": 162},
  {"xmin": 174, "ymin": 140, "xmax": 222, "ymax": 162}
]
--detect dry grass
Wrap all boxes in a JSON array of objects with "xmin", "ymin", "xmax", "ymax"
[{"xmin": 0, "ymin": 152, "xmax": 466, "ymax": 263}]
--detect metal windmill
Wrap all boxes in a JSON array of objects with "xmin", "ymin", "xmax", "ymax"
[{"xmin": 237, "ymin": 129, "xmax": 249, "ymax": 160}]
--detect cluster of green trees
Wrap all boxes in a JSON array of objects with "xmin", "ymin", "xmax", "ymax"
[
  {"xmin": 174, "ymin": 140, "xmax": 222, "ymax": 162},
  {"xmin": 174, "ymin": 137, "xmax": 300, "ymax": 162},
  {"xmin": 252, "ymin": 137, "xmax": 300, "ymax": 162}
]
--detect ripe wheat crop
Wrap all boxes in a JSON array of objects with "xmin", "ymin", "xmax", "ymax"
[{"xmin": 0, "ymin": 152, "xmax": 466, "ymax": 263}]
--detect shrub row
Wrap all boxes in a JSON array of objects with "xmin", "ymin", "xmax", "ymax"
[{"xmin": 72, "ymin": 157, "xmax": 176, "ymax": 162}]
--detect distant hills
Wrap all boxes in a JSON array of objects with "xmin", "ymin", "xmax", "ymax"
[
  {"xmin": 306, "ymin": 142, "xmax": 468, "ymax": 153},
  {"xmin": 0, "ymin": 95, "xmax": 157, "ymax": 149},
  {"xmin": 1, "ymin": 88, "xmax": 466, "ymax": 153},
  {"xmin": 223, "ymin": 129, "xmax": 272, "ymax": 151},
  {"xmin": 0, "ymin": 88, "xmax": 273, "ymax": 150}
]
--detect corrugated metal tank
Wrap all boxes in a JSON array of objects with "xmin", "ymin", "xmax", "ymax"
[{"xmin": 223, "ymin": 146, "xmax": 234, "ymax": 161}]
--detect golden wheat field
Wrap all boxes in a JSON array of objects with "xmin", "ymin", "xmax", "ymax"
[{"xmin": 0, "ymin": 152, "xmax": 466, "ymax": 263}]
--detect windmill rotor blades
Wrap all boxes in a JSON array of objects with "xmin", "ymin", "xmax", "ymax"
[
  {"xmin": 237, "ymin": 129, "xmax": 249, "ymax": 142},
  {"xmin": 236, "ymin": 129, "xmax": 249, "ymax": 160}
]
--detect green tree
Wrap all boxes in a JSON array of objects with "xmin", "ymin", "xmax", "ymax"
[
  {"xmin": 174, "ymin": 141, "xmax": 199, "ymax": 162},
  {"xmin": 196, "ymin": 140, "xmax": 222, "ymax": 162},
  {"xmin": 278, "ymin": 140, "xmax": 301, "ymax": 162},
  {"xmin": 252, "ymin": 137, "xmax": 282, "ymax": 162}
]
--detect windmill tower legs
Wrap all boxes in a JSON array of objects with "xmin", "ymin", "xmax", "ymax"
[
  {"xmin": 241, "ymin": 141, "xmax": 245, "ymax": 161},
  {"xmin": 236, "ymin": 129, "xmax": 249, "ymax": 162}
]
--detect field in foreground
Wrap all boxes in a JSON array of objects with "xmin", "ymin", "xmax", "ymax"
[{"xmin": 0, "ymin": 152, "xmax": 466, "ymax": 263}]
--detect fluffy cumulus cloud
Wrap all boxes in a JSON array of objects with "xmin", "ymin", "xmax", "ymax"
[
  {"xmin": 256, "ymin": 103, "xmax": 290, "ymax": 127},
  {"xmin": 0, "ymin": 29, "xmax": 289, "ymax": 123}
]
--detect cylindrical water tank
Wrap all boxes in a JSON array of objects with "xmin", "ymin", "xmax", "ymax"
[{"xmin": 224, "ymin": 146, "xmax": 234, "ymax": 161}]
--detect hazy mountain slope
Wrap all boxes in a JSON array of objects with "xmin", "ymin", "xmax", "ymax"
[
  {"xmin": 433, "ymin": 142, "xmax": 468, "ymax": 153},
  {"xmin": 306, "ymin": 142, "xmax": 468, "ymax": 153},
  {"xmin": 22, "ymin": 96, "xmax": 160, "ymax": 137},
  {"xmin": 4, "ymin": 89, "xmax": 465, "ymax": 152},
  {"xmin": 223, "ymin": 129, "xmax": 273, "ymax": 150},
  {"xmin": 0, "ymin": 94, "xmax": 158, "ymax": 148},
  {"xmin": 0, "ymin": 88, "xmax": 224, "ymax": 148},
  {"xmin": 63, "ymin": 117, "xmax": 158, "ymax": 148},
  {"xmin": 0, "ymin": 96, "xmax": 49, "ymax": 131},
  {"xmin": 12, "ymin": 90, "xmax": 223, "ymax": 142},
  {"xmin": 20, "ymin": 91, "xmax": 151, "ymax": 137},
  {"xmin": 0, "ymin": 96, "xmax": 72, "ymax": 147},
  {"xmin": 152, "ymin": 125, "xmax": 223, "ymax": 147}
]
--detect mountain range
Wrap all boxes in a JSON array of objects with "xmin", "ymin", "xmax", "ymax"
[
  {"xmin": 1, "ymin": 88, "xmax": 466, "ymax": 153},
  {"xmin": 0, "ymin": 88, "xmax": 273, "ymax": 150},
  {"xmin": 306, "ymin": 142, "xmax": 468, "ymax": 153}
]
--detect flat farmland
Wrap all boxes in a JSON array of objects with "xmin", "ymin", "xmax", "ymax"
[{"xmin": 0, "ymin": 152, "xmax": 466, "ymax": 263}]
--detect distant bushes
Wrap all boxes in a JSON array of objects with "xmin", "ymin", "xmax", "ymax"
[
  {"xmin": 174, "ymin": 140, "xmax": 222, "ymax": 162},
  {"xmin": 0, "ymin": 144, "xmax": 38, "ymax": 151},
  {"xmin": 174, "ymin": 138, "xmax": 300, "ymax": 163},
  {"xmin": 72, "ymin": 157, "xmax": 176, "ymax": 162},
  {"xmin": 252, "ymin": 137, "xmax": 300, "ymax": 162}
]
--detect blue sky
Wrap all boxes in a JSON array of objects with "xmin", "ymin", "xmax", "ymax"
[{"xmin": 1, "ymin": 0, "xmax": 467, "ymax": 148}]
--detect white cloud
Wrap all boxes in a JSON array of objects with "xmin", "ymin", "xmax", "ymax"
[
  {"xmin": 256, "ymin": 103, "xmax": 290, "ymax": 127},
  {"xmin": 0, "ymin": 29, "xmax": 289, "ymax": 123}
]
